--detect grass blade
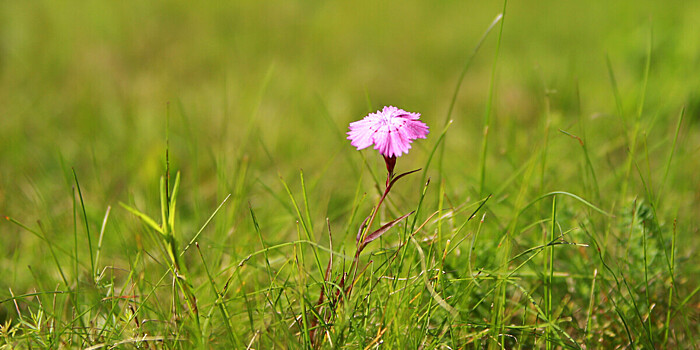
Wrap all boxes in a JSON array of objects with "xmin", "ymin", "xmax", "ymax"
[{"xmin": 72, "ymin": 169, "xmax": 95, "ymax": 282}]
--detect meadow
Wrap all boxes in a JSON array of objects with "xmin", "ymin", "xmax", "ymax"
[{"xmin": 1, "ymin": 0, "xmax": 699, "ymax": 348}]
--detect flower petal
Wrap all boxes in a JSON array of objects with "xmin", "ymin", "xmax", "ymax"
[{"xmin": 347, "ymin": 105, "xmax": 429, "ymax": 157}]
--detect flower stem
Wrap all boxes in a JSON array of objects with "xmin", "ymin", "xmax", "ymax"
[{"xmin": 349, "ymin": 169, "xmax": 393, "ymax": 295}]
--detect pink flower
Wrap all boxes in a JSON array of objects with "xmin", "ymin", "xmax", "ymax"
[{"xmin": 347, "ymin": 106, "xmax": 429, "ymax": 158}]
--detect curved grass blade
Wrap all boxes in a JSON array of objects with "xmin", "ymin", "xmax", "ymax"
[
  {"xmin": 420, "ymin": 120, "xmax": 453, "ymax": 187},
  {"xmin": 72, "ymin": 168, "xmax": 95, "ymax": 281},
  {"xmin": 444, "ymin": 13, "xmax": 504, "ymax": 126},
  {"xmin": 521, "ymin": 191, "xmax": 612, "ymax": 217},
  {"xmin": 411, "ymin": 236, "xmax": 458, "ymax": 318},
  {"xmin": 119, "ymin": 203, "xmax": 163, "ymax": 234}
]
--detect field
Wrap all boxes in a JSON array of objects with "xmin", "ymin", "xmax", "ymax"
[{"xmin": 1, "ymin": 1, "xmax": 699, "ymax": 348}]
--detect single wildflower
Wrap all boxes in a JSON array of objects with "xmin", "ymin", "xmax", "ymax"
[
  {"xmin": 347, "ymin": 106, "xmax": 429, "ymax": 159},
  {"xmin": 343, "ymin": 105, "xmax": 428, "ymax": 301}
]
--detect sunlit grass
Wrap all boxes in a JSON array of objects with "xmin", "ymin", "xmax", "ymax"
[{"xmin": 1, "ymin": 0, "xmax": 699, "ymax": 348}]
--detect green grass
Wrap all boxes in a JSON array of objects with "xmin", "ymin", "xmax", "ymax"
[{"xmin": 2, "ymin": 0, "xmax": 699, "ymax": 348}]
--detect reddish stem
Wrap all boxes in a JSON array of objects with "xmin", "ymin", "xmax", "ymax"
[{"xmin": 349, "ymin": 168, "xmax": 394, "ymax": 296}]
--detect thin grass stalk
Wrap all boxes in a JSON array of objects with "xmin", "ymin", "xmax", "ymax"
[
  {"xmin": 230, "ymin": 154, "xmax": 250, "ymax": 220},
  {"xmin": 163, "ymin": 176, "xmax": 200, "ymax": 334},
  {"xmin": 344, "ymin": 174, "xmax": 367, "ymax": 238},
  {"xmin": 419, "ymin": 180, "xmax": 447, "ymax": 340},
  {"xmin": 540, "ymin": 87, "xmax": 552, "ymax": 194},
  {"xmin": 478, "ymin": 0, "xmax": 508, "ymax": 197},
  {"xmin": 605, "ymin": 55, "xmax": 626, "ymax": 129},
  {"xmin": 584, "ymin": 226, "xmax": 634, "ymax": 345},
  {"xmin": 620, "ymin": 275, "xmax": 653, "ymax": 347},
  {"xmin": 293, "ymin": 237, "xmax": 313, "ymax": 348},
  {"xmin": 6, "ymin": 218, "xmax": 70, "ymax": 290},
  {"xmin": 181, "ymin": 194, "xmax": 231, "ymax": 256},
  {"xmin": 642, "ymin": 218, "xmax": 653, "ymax": 345},
  {"xmin": 468, "ymin": 214, "xmax": 485, "ymax": 288},
  {"xmin": 195, "ymin": 243, "xmax": 240, "ymax": 347},
  {"xmin": 584, "ymin": 268, "xmax": 597, "ymax": 346},
  {"xmin": 69, "ymin": 186, "xmax": 89, "ymax": 342},
  {"xmin": 234, "ymin": 267, "xmax": 256, "ymax": 341},
  {"xmin": 659, "ymin": 107, "xmax": 684, "ymax": 204},
  {"xmin": 574, "ymin": 82, "xmax": 602, "ymax": 203},
  {"xmin": 662, "ymin": 219, "xmax": 676, "ymax": 347},
  {"xmin": 620, "ymin": 24, "xmax": 652, "ymax": 203},
  {"xmin": 396, "ymin": 179, "xmax": 431, "ymax": 298},
  {"xmin": 489, "ymin": 152, "xmax": 535, "ymax": 350},
  {"xmin": 300, "ymin": 170, "xmax": 315, "ymax": 236},
  {"xmin": 72, "ymin": 169, "xmax": 95, "ymax": 282},
  {"xmin": 93, "ymin": 206, "xmax": 111, "ymax": 281},
  {"xmin": 438, "ymin": 13, "xmax": 503, "ymax": 175},
  {"xmin": 279, "ymin": 174, "xmax": 326, "ymax": 289},
  {"xmin": 545, "ymin": 196, "xmax": 556, "ymax": 350},
  {"xmin": 72, "ymin": 186, "xmax": 78, "ymax": 291}
]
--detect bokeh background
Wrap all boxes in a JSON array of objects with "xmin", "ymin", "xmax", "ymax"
[
  {"xmin": 2, "ymin": 0, "xmax": 699, "ymax": 339},
  {"xmin": 3, "ymin": 1, "xmax": 699, "ymax": 197}
]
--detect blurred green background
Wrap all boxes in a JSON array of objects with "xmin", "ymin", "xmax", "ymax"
[{"xmin": 2, "ymin": 0, "xmax": 699, "ymax": 304}]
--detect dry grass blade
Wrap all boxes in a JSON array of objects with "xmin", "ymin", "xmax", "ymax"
[{"xmin": 359, "ymin": 211, "xmax": 414, "ymax": 252}]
